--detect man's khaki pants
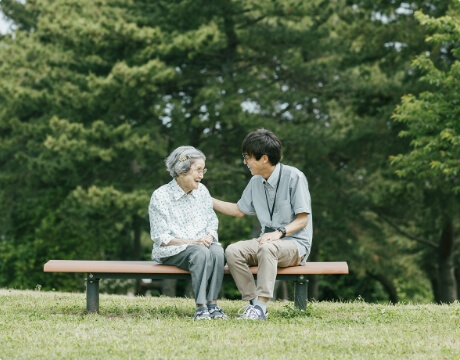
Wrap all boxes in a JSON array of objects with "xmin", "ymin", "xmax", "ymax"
[{"xmin": 225, "ymin": 239, "xmax": 302, "ymax": 300}]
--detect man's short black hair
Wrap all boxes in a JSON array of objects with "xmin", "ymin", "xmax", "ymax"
[{"xmin": 242, "ymin": 128, "xmax": 282, "ymax": 165}]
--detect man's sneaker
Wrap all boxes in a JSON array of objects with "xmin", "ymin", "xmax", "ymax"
[
  {"xmin": 249, "ymin": 300, "xmax": 269, "ymax": 318},
  {"xmin": 237, "ymin": 304, "xmax": 266, "ymax": 320},
  {"xmin": 208, "ymin": 306, "xmax": 228, "ymax": 320},
  {"xmin": 237, "ymin": 304, "xmax": 253, "ymax": 319},
  {"xmin": 193, "ymin": 308, "xmax": 211, "ymax": 320}
]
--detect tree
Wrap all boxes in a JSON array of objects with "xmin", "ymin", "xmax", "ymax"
[
  {"xmin": 0, "ymin": 0, "xmax": 171, "ymax": 290},
  {"xmin": 0, "ymin": 0, "xmax": 453, "ymax": 303},
  {"xmin": 391, "ymin": 4, "xmax": 460, "ymax": 302},
  {"xmin": 0, "ymin": 0, "xmax": 37, "ymax": 32}
]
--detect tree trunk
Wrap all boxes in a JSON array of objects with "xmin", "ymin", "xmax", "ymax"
[
  {"xmin": 437, "ymin": 219, "xmax": 457, "ymax": 303},
  {"xmin": 221, "ymin": 1, "xmax": 237, "ymax": 78},
  {"xmin": 367, "ymin": 272, "xmax": 398, "ymax": 304},
  {"xmin": 428, "ymin": 273, "xmax": 440, "ymax": 303},
  {"xmin": 455, "ymin": 265, "xmax": 460, "ymax": 300}
]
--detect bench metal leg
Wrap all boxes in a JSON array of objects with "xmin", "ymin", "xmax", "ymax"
[
  {"xmin": 86, "ymin": 274, "xmax": 100, "ymax": 313},
  {"xmin": 294, "ymin": 276, "xmax": 309, "ymax": 310}
]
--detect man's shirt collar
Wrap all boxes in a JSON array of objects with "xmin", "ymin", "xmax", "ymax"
[{"xmin": 265, "ymin": 163, "xmax": 281, "ymax": 188}]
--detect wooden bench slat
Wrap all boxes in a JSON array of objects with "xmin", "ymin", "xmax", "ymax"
[
  {"xmin": 43, "ymin": 259, "xmax": 349, "ymax": 313},
  {"xmin": 44, "ymin": 260, "xmax": 348, "ymax": 275}
]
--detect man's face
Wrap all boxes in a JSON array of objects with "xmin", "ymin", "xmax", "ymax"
[{"xmin": 243, "ymin": 152, "xmax": 266, "ymax": 176}]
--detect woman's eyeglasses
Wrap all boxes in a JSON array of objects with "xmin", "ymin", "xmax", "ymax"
[{"xmin": 191, "ymin": 168, "xmax": 207, "ymax": 175}]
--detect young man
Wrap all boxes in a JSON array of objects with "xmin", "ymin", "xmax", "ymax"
[{"xmin": 213, "ymin": 128, "xmax": 313, "ymax": 320}]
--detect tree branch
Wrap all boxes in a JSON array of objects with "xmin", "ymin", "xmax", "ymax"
[
  {"xmin": 376, "ymin": 211, "xmax": 438, "ymax": 249},
  {"xmin": 237, "ymin": 15, "xmax": 266, "ymax": 29}
]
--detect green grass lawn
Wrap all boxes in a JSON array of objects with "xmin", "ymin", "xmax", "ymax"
[{"xmin": 0, "ymin": 289, "xmax": 459, "ymax": 360}]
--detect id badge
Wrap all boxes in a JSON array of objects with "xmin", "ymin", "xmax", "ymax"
[{"xmin": 264, "ymin": 226, "xmax": 276, "ymax": 233}]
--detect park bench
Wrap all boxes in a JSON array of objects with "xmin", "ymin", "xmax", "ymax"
[{"xmin": 43, "ymin": 260, "xmax": 349, "ymax": 313}]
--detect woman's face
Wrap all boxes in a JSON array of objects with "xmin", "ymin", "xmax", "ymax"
[{"xmin": 177, "ymin": 158, "xmax": 206, "ymax": 194}]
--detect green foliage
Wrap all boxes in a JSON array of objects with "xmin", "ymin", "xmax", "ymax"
[
  {"xmin": 392, "ymin": 5, "xmax": 460, "ymax": 194},
  {"xmin": 0, "ymin": 0, "xmax": 458, "ymax": 302},
  {"xmin": 388, "ymin": 2, "xmax": 460, "ymax": 304},
  {"xmin": 0, "ymin": 0, "xmax": 170, "ymax": 290}
]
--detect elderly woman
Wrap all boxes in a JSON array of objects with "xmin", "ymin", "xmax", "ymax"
[{"xmin": 148, "ymin": 146, "xmax": 227, "ymax": 320}]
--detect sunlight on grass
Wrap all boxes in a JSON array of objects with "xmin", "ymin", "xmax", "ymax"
[{"xmin": 0, "ymin": 290, "xmax": 459, "ymax": 359}]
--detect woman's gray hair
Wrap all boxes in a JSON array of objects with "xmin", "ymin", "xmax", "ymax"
[{"xmin": 165, "ymin": 145, "xmax": 206, "ymax": 178}]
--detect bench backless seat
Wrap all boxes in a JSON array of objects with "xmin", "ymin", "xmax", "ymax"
[{"xmin": 44, "ymin": 260, "xmax": 349, "ymax": 313}]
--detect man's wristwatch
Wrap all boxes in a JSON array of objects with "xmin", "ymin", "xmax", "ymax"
[{"xmin": 277, "ymin": 226, "xmax": 286, "ymax": 238}]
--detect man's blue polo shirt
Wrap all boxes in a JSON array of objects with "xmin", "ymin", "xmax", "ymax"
[{"xmin": 237, "ymin": 163, "xmax": 313, "ymax": 262}]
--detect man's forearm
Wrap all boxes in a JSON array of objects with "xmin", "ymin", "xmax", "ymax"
[
  {"xmin": 212, "ymin": 198, "xmax": 245, "ymax": 218},
  {"xmin": 285, "ymin": 213, "xmax": 308, "ymax": 236}
]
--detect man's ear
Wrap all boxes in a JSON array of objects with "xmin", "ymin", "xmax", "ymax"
[{"xmin": 261, "ymin": 154, "xmax": 269, "ymax": 164}]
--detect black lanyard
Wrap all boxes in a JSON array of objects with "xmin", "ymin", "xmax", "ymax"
[{"xmin": 264, "ymin": 164, "xmax": 283, "ymax": 222}]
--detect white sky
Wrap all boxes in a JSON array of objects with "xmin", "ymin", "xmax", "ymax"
[
  {"xmin": 0, "ymin": 13, "xmax": 12, "ymax": 34},
  {"xmin": 0, "ymin": 3, "xmax": 415, "ymax": 35}
]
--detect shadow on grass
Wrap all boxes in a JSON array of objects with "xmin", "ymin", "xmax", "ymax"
[{"xmin": 50, "ymin": 303, "xmax": 315, "ymax": 320}]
